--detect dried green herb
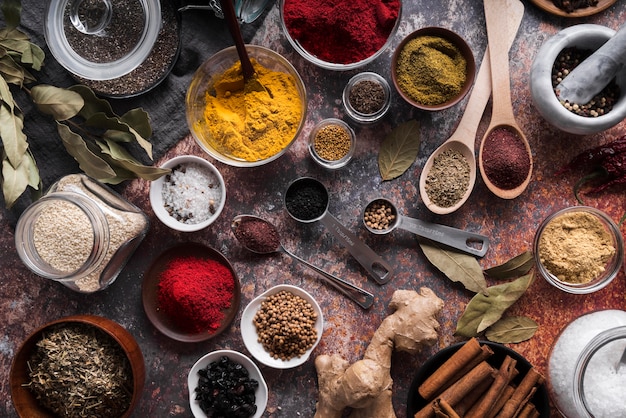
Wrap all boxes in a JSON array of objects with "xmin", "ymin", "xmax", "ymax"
[
  {"xmin": 455, "ymin": 272, "xmax": 534, "ymax": 337},
  {"xmin": 27, "ymin": 323, "xmax": 133, "ymax": 418},
  {"xmin": 484, "ymin": 250, "xmax": 534, "ymax": 279},
  {"xmin": 418, "ymin": 238, "xmax": 488, "ymax": 294},
  {"xmin": 0, "ymin": 4, "xmax": 168, "ymax": 208},
  {"xmin": 378, "ymin": 119, "xmax": 420, "ymax": 181},
  {"xmin": 484, "ymin": 316, "xmax": 538, "ymax": 343}
]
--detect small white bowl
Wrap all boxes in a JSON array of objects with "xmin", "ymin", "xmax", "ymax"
[
  {"xmin": 149, "ymin": 155, "xmax": 226, "ymax": 232},
  {"xmin": 188, "ymin": 349, "xmax": 268, "ymax": 418},
  {"xmin": 241, "ymin": 284, "xmax": 324, "ymax": 369}
]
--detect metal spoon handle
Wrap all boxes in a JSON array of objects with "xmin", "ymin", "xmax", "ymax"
[
  {"xmin": 281, "ymin": 246, "xmax": 374, "ymax": 310},
  {"xmin": 319, "ymin": 213, "xmax": 394, "ymax": 285},
  {"xmin": 397, "ymin": 216, "xmax": 489, "ymax": 257}
]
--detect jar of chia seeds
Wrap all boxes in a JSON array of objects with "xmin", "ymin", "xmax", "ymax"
[
  {"xmin": 548, "ymin": 310, "xmax": 626, "ymax": 418},
  {"xmin": 15, "ymin": 174, "xmax": 149, "ymax": 293}
]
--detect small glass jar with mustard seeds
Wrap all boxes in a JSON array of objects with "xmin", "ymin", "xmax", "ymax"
[{"xmin": 308, "ymin": 118, "xmax": 356, "ymax": 169}]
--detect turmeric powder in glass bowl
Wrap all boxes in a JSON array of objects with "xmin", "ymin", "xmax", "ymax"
[
  {"xmin": 186, "ymin": 45, "xmax": 307, "ymax": 167},
  {"xmin": 533, "ymin": 206, "xmax": 624, "ymax": 294}
]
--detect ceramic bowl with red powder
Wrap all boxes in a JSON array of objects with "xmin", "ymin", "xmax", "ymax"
[
  {"xmin": 279, "ymin": 0, "xmax": 402, "ymax": 70},
  {"xmin": 142, "ymin": 242, "xmax": 241, "ymax": 342}
]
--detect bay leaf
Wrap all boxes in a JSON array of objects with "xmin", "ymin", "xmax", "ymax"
[
  {"xmin": 32, "ymin": 85, "xmax": 83, "ymax": 121},
  {"xmin": 86, "ymin": 112, "xmax": 153, "ymax": 159},
  {"xmin": 24, "ymin": 149, "xmax": 40, "ymax": 189},
  {"xmin": 0, "ymin": 1, "xmax": 21, "ymax": 31},
  {"xmin": 0, "ymin": 101, "xmax": 28, "ymax": 167},
  {"xmin": 378, "ymin": 119, "xmax": 420, "ymax": 181},
  {"xmin": 485, "ymin": 316, "xmax": 538, "ymax": 343},
  {"xmin": 484, "ymin": 250, "xmax": 534, "ymax": 279},
  {"xmin": 69, "ymin": 85, "xmax": 115, "ymax": 119},
  {"xmin": 57, "ymin": 122, "xmax": 116, "ymax": 179},
  {"xmin": 120, "ymin": 108, "xmax": 152, "ymax": 140},
  {"xmin": 0, "ymin": 54, "xmax": 26, "ymax": 85},
  {"xmin": 97, "ymin": 139, "xmax": 168, "ymax": 180},
  {"xmin": 455, "ymin": 272, "xmax": 535, "ymax": 337},
  {"xmin": 2, "ymin": 152, "xmax": 29, "ymax": 208},
  {"xmin": 419, "ymin": 238, "xmax": 488, "ymax": 294}
]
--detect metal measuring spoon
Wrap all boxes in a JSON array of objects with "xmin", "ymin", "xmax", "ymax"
[
  {"xmin": 362, "ymin": 198, "xmax": 489, "ymax": 257},
  {"xmin": 284, "ymin": 177, "xmax": 394, "ymax": 285},
  {"xmin": 231, "ymin": 214, "xmax": 375, "ymax": 309}
]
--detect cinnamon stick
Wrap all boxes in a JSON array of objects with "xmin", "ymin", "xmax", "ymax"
[
  {"xmin": 433, "ymin": 398, "xmax": 461, "ymax": 418},
  {"xmin": 414, "ymin": 361, "xmax": 496, "ymax": 418},
  {"xmin": 487, "ymin": 385, "xmax": 515, "ymax": 418},
  {"xmin": 495, "ymin": 368, "xmax": 545, "ymax": 418},
  {"xmin": 465, "ymin": 355, "xmax": 518, "ymax": 418},
  {"xmin": 419, "ymin": 338, "xmax": 492, "ymax": 400},
  {"xmin": 517, "ymin": 402, "xmax": 540, "ymax": 418},
  {"xmin": 454, "ymin": 375, "xmax": 493, "ymax": 416}
]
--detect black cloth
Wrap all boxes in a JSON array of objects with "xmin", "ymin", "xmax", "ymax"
[{"xmin": 3, "ymin": 0, "xmax": 270, "ymax": 214}]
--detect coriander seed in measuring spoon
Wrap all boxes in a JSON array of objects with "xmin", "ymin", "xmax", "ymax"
[
  {"xmin": 284, "ymin": 177, "xmax": 394, "ymax": 285},
  {"xmin": 362, "ymin": 198, "xmax": 489, "ymax": 257}
]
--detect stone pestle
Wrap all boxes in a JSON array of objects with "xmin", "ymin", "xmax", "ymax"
[{"xmin": 556, "ymin": 23, "xmax": 626, "ymax": 105}]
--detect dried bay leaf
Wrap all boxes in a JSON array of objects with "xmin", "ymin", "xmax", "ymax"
[
  {"xmin": 378, "ymin": 119, "xmax": 420, "ymax": 181},
  {"xmin": 32, "ymin": 85, "xmax": 83, "ymax": 121},
  {"xmin": 455, "ymin": 272, "xmax": 535, "ymax": 337},
  {"xmin": 2, "ymin": 152, "xmax": 30, "ymax": 208},
  {"xmin": 97, "ymin": 139, "xmax": 169, "ymax": 181},
  {"xmin": 70, "ymin": 85, "xmax": 116, "ymax": 119},
  {"xmin": 0, "ymin": 100, "xmax": 27, "ymax": 167},
  {"xmin": 485, "ymin": 316, "xmax": 538, "ymax": 343},
  {"xmin": 419, "ymin": 238, "xmax": 488, "ymax": 294},
  {"xmin": 484, "ymin": 250, "xmax": 534, "ymax": 279},
  {"xmin": 57, "ymin": 122, "xmax": 116, "ymax": 180}
]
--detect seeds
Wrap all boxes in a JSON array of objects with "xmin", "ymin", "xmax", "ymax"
[
  {"xmin": 364, "ymin": 199, "xmax": 397, "ymax": 231},
  {"xmin": 552, "ymin": 47, "xmax": 620, "ymax": 117},
  {"xmin": 253, "ymin": 290, "xmax": 318, "ymax": 361},
  {"xmin": 313, "ymin": 124, "xmax": 352, "ymax": 161},
  {"xmin": 349, "ymin": 79, "xmax": 386, "ymax": 114}
]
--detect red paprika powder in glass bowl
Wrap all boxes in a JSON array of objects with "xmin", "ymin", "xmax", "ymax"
[
  {"xmin": 142, "ymin": 243, "xmax": 241, "ymax": 342},
  {"xmin": 279, "ymin": 0, "xmax": 402, "ymax": 71}
]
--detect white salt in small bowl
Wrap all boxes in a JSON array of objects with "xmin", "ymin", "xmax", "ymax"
[{"xmin": 149, "ymin": 155, "xmax": 226, "ymax": 232}]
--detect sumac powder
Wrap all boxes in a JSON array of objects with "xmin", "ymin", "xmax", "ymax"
[
  {"xmin": 285, "ymin": 178, "xmax": 328, "ymax": 221},
  {"xmin": 482, "ymin": 127, "xmax": 530, "ymax": 190},
  {"xmin": 233, "ymin": 217, "xmax": 281, "ymax": 253}
]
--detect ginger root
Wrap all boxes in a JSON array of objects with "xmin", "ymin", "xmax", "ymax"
[{"xmin": 314, "ymin": 288, "xmax": 444, "ymax": 418}]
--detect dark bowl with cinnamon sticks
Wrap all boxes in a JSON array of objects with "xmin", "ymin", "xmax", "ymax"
[{"xmin": 407, "ymin": 338, "xmax": 550, "ymax": 418}]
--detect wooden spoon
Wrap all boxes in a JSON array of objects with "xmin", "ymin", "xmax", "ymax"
[
  {"xmin": 419, "ymin": 0, "xmax": 525, "ymax": 214},
  {"xmin": 479, "ymin": 0, "xmax": 533, "ymax": 200},
  {"xmin": 219, "ymin": 0, "xmax": 267, "ymax": 94}
]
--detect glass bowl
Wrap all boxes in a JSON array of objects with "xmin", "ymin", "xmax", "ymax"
[
  {"xmin": 186, "ymin": 45, "xmax": 307, "ymax": 167},
  {"xmin": 10, "ymin": 315, "xmax": 145, "ymax": 418},
  {"xmin": 308, "ymin": 118, "xmax": 356, "ymax": 169},
  {"xmin": 391, "ymin": 27, "xmax": 476, "ymax": 111},
  {"xmin": 278, "ymin": 0, "xmax": 402, "ymax": 71},
  {"xmin": 188, "ymin": 349, "xmax": 268, "ymax": 418},
  {"xmin": 533, "ymin": 206, "xmax": 624, "ymax": 294},
  {"xmin": 149, "ymin": 155, "xmax": 226, "ymax": 232},
  {"xmin": 240, "ymin": 284, "xmax": 323, "ymax": 369},
  {"xmin": 342, "ymin": 72, "xmax": 392, "ymax": 124}
]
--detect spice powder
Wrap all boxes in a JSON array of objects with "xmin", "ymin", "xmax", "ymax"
[
  {"xmin": 538, "ymin": 211, "xmax": 616, "ymax": 284},
  {"xmin": 425, "ymin": 148, "xmax": 470, "ymax": 208}
]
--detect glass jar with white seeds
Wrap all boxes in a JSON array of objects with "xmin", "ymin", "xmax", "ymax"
[
  {"xmin": 15, "ymin": 174, "xmax": 149, "ymax": 293},
  {"xmin": 548, "ymin": 310, "xmax": 626, "ymax": 418}
]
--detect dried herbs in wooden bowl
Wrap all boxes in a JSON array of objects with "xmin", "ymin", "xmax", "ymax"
[{"xmin": 10, "ymin": 315, "xmax": 145, "ymax": 418}]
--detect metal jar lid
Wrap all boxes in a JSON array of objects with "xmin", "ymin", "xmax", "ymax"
[
  {"xmin": 45, "ymin": 0, "xmax": 162, "ymax": 80},
  {"xmin": 179, "ymin": 0, "xmax": 271, "ymax": 23}
]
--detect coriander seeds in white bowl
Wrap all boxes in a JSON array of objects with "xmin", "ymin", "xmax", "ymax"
[{"xmin": 149, "ymin": 155, "xmax": 226, "ymax": 232}]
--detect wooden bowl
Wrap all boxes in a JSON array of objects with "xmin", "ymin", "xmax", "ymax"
[
  {"xmin": 391, "ymin": 27, "xmax": 476, "ymax": 111},
  {"xmin": 142, "ymin": 242, "xmax": 241, "ymax": 342},
  {"xmin": 10, "ymin": 314, "xmax": 145, "ymax": 418}
]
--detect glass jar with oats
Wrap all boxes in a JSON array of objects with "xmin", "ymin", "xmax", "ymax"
[{"xmin": 15, "ymin": 174, "xmax": 149, "ymax": 293}]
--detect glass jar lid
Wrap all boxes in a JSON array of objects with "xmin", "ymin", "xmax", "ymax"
[
  {"xmin": 45, "ymin": 0, "xmax": 162, "ymax": 80},
  {"xmin": 235, "ymin": 0, "xmax": 270, "ymax": 23}
]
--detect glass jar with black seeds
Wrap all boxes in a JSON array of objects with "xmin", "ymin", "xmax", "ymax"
[
  {"xmin": 195, "ymin": 356, "xmax": 259, "ymax": 418},
  {"xmin": 552, "ymin": 47, "xmax": 620, "ymax": 117},
  {"xmin": 343, "ymin": 72, "xmax": 391, "ymax": 124}
]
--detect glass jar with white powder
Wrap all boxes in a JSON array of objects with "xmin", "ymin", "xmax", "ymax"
[
  {"xmin": 548, "ymin": 310, "xmax": 626, "ymax": 418},
  {"xmin": 15, "ymin": 174, "xmax": 149, "ymax": 293}
]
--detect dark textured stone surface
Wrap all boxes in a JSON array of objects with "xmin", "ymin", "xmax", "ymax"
[{"xmin": 2, "ymin": 1, "xmax": 626, "ymax": 417}]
